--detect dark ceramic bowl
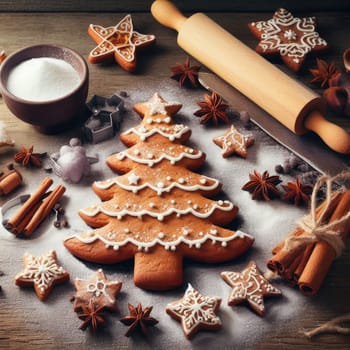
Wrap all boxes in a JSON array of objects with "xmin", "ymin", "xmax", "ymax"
[{"xmin": 0, "ymin": 44, "xmax": 89, "ymax": 133}]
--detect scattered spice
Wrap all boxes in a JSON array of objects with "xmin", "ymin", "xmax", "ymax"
[
  {"xmin": 242, "ymin": 170, "xmax": 281, "ymax": 200},
  {"xmin": 53, "ymin": 203, "xmax": 69, "ymax": 228},
  {"xmin": 282, "ymin": 177, "xmax": 313, "ymax": 206},
  {"xmin": 6, "ymin": 163, "xmax": 14, "ymax": 170},
  {"xmin": 310, "ymin": 58, "xmax": 340, "ymax": 88},
  {"xmin": 120, "ymin": 303, "xmax": 159, "ymax": 337},
  {"xmin": 14, "ymin": 146, "xmax": 44, "ymax": 167},
  {"xmin": 78, "ymin": 301, "xmax": 107, "ymax": 333},
  {"xmin": 170, "ymin": 57, "xmax": 201, "ymax": 88},
  {"xmin": 194, "ymin": 92, "xmax": 229, "ymax": 125}
]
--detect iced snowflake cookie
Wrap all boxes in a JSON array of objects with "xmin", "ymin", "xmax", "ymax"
[
  {"xmin": 248, "ymin": 8, "xmax": 328, "ymax": 72},
  {"xmin": 166, "ymin": 284, "xmax": 222, "ymax": 339},
  {"xmin": 15, "ymin": 250, "xmax": 69, "ymax": 301},
  {"xmin": 64, "ymin": 93, "xmax": 254, "ymax": 291}
]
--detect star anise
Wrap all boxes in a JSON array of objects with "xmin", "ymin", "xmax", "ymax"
[
  {"xmin": 281, "ymin": 177, "xmax": 313, "ymax": 206},
  {"xmin": 194, "ymin": 92, "xmax": 229, "ymax": 125},
  {"xmin": 170, "ymin": 57, "xmax": 201, "ymax": 88},
  {"xmin": 310, "ymin": 58, "xmax": 340, "ymax": 88},
  {"xmin": 14, "ymin": 146, "xmax": 43, "ymax": 167},
  {"xmin": 242, "ymin": 170, "xmax": 282, "ymax": 200},
  {"xmin": 78, "ymin": 301, "xmax": 107, "ymax": 333},
  {"xmin": 120, "ymin": 303, "xmax": 158, "ymax": 337}
]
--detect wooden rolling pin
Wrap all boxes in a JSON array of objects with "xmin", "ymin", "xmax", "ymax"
[{"xmin": 151, "ymin": 0, "xmax": 350, "ymax": 154}]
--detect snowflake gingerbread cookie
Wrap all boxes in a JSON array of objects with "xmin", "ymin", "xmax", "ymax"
[
  {"xmin": 15, "ymin": 250, "xmax": 70, "ymax": 301},
  {"xmin": 64, "ymin": 93, "xmax": 254, "ymax": 291},
  {"xmin": 248, "ymin": 8, "xmax": 328, "ymax": 72},
  {"xmin": 166, "ymin": 283, "xmax": 222, "ymax": 339}
]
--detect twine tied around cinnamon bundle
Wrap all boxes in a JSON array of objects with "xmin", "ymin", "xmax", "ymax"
[{"xmin": 283, "ymin": 172, "xmax": 350, "ymax": 258}]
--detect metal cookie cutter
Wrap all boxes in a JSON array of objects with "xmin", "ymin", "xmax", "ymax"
[
  {"xmin": 1, "ymin": 194, "xmax": 30, "ymax": 230},
  {"xmin": 84, "ymin": 94, "xmax": 125, "ymax": 144}
]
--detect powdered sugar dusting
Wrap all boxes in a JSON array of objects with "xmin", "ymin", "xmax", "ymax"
[{"xmin": 0, "ymin": 78, "xmax": 313, "ymax": 348}]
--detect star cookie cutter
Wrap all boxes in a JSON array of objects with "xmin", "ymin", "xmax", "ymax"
[{"xmin": 84, "ymin": 94, "xmax": 125, "ymax": 144}]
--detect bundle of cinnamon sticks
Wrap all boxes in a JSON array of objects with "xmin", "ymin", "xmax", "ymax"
[
  {"xmin": 5, "ymin": 177, "xmax": 65, "ymax": 237},
  {"xmin": 268, "ymin": 183, "xmax": 350, "ymax": 296}
]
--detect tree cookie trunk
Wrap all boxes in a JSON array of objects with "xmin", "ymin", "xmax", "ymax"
[{"xmin": 134, "ymin": 245, "xmax": 183, "ymax": 290}]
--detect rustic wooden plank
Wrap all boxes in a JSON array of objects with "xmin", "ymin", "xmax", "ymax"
[
  {"xmin": 0, "ymin": 11, "xmax": 349, "ymax": 350},
  {"xmin": 0, "ymin": 0, "xmax": 349, "ymax": 12}
]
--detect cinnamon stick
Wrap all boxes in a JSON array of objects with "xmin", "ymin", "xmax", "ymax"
[
  {"xmin": 0, "ymin": 170, "xmax": 22, "ymax": 195},
  {"xmin": 267, "ymin": 228, "xmax": 304, "ymax": 272},
  {"xmin": 299, "ymin": 189, "xmax": 350, "ymax": 295},
  {"xmin": 23, "ymin": 184, "xmax": 66, "ymax": 237},
  {"xmin": 281, "ymin": 252, "xmax": 302, "ymax": 286},
  {"xmin": 6, "ymin": 177, "xmax": 53, "ymax": 232},
  {"xmin": 293, "ymin": 243, "xmax": 315, "ymax": 283},
  {"xmin": 13, "ymin": 200, "xmax": 42, "ymax": 236},
  {"xmin": 267, "ymin": 191, "xmax": 343, "ymax": 273}
]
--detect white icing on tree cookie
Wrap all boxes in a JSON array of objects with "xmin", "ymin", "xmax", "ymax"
[{"xmin": 64, "ymin": 93, "xmax": 254, "ymax": 290}]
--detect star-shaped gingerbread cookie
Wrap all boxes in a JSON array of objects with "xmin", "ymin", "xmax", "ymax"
[
  {"xmin": 73, "ymin": 269, "xmax": 122, "ymax": 311},
  {"xmin": 15, "ymin": 250, "xmax": 70, "ymax": 301},
  {"xmin": 248, "ymin": 8, "xmax": 328, "ymax": 72},
  {"xmin": 213, "ymin": 125, "xmax": 254, "ymax": 158},
  {"xmin": 88, "ymin": 14, "xmax": 156, "ymax": 72},
  {"xmin": 166, "ymin": 283, "xmax": 222, "ymax": 339},
  {"xmin": 221, "ymin": 261, "xmax": 282, "ymax": 316}
]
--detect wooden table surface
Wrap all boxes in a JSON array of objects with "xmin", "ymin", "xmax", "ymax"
[{"xmin": 0, "ymin": 7, "xmax": 349, "ymax": 350}]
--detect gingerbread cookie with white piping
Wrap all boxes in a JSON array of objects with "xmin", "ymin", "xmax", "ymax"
[
  {"xmin": 88, "ymin": 14, "xmax": 156, "ymax": 72},
  {"xmin": 64, "ymin": 93, "xmax": 254, "ymax": 291},
  {"xmin": 248, "ymin": 8, "xmax": 328, "ymax": 72}
]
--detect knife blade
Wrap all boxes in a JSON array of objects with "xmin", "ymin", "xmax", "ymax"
[{"xmin": 198, "ymin": 72, "xmax": 349, "ymax": 176}]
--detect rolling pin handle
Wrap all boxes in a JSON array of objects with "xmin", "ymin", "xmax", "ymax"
[
  {"xmin": 305, "ymin": 111, "xmax": 350, "ymax": 154},
  {"xmin": 151, "ymin": 0, "xmax": 187, "ymax": 32}
]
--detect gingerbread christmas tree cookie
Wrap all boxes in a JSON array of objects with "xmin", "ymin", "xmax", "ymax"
[{"xmin": 64, "ymin": 93, "xmax": 254, "ymax": 291}]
